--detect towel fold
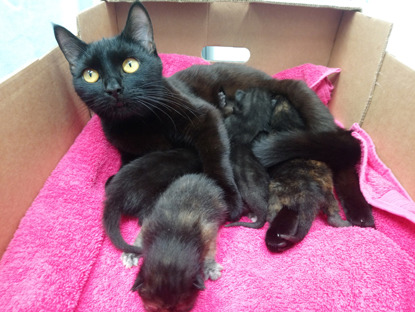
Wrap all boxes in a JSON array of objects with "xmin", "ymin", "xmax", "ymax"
[{"xmin": 0, "ymin": 54, "xmax": 414, "ymax": 312}]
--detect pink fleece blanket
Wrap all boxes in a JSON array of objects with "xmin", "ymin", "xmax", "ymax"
[{"xmin": 1, "ymin": 54, "xmax": 414, "ymax": 312}]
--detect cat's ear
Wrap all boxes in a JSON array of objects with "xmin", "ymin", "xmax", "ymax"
[
  {"xmin": 193, "ymin": 274, "xmax": 206, "ymax": 291},
  {"xmin": 234, "ymin": 90, "xmax": 246, "ymax": 103},
  {"xmin": 53, "ymin": 24, "xmax": 87, "ymax": 71},
  {"xmin": 131, "ymin": 274, "xmax": 144, "ymax": 292},
  {"xmin": 121, "ymin": 2, "xmax": 156, "ymax": 54}
]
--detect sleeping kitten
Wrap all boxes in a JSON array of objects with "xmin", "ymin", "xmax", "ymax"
[
  {"xmin": 172, "ymin": 63, "xmax": 374, "ymax": 228},
  {"xmin": 217, "ymin": 89, "xmax": 275, "ymax": 228},
  {"xmin": 54, "ymin": 1, "xmax": 242, "ymax": 221},
  {"xmin": 264, "ymin": 95, "xmax": 351, "ymax": 252},
  {"xmin": 103, "ymin": 148, "xmax": 201, "ymax": 255},
  {"xmin": 127, "ymin": 173, "xmax": 227, "ymax": 312}
]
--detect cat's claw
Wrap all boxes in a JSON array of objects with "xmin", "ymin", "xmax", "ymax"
[{"xmin": 121, "ymin": 252, "xmax": 140, "ymax": 269}]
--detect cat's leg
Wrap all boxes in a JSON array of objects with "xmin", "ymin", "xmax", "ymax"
[
  {"xmin": 202, "ymin": 232, "xmax": 223, "ymax": 281},
  {"xmin": 333, "ymin": 166, "xmax": 375, "ymax": 228},
  {"xmin": 121, "ymin": 231, "xmax": 143, "ymax": 269},
  {"xmin": 190, "ymin": 108, "xmax": 243, "ymax": 221},
  {"xmin": 321, "ymin": 192, "xmax": 352, "ymax": 227}
]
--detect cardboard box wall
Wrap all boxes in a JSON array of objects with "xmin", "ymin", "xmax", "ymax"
[{"xmin": 0, "ymin": 0, "xmax": 413, "ymax": 258}]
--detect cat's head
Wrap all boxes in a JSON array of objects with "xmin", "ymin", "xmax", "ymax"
[{"xmin": 54, "ymin": 2, "xmax": 163, "ymax": 120}]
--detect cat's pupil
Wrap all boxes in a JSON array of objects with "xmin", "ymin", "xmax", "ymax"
[{"xmin": 128, "ymin": 62, "xmax": 132, "ymax": 67}]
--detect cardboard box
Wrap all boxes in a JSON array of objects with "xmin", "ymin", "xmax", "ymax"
[{"xmin": 0, "ymin": 0, "xmax": 414, "ymax": 258}]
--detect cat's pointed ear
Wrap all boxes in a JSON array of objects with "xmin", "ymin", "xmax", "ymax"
[
  {"xmin": 53, "ymin": 24, "xmax": 87, "ymax": 71},
  {"xmin": 131, "ymin": 274, "xmax": 144, "ymax": 292},
  {"xmin": 193, "ymin": 274, "xmax": 206, "ymax": 291},
  {"xmin": 122, "ymin": 2, "xmax": 156, "ymax": 54},
  {"xmin": 235, "ymin": 90, "xmax": 246, "ymax": 103}
]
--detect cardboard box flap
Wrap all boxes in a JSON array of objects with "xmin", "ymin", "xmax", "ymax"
[
  {"xmin": 362, "ymin": 53, "xmax": 415, "ymax": 199},
  {"xmin": 0, "ymin": 48, "xmax": 90, "ymax": 256},
  {"xmin": 328, "ymin": 11, "xmax": 392, "ymax": 128},
  {"xmin": 105, "ymin": 0, "xmax": 363, "ymax": 11}
]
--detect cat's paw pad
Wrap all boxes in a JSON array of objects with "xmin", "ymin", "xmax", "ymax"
[
  {"xmin": 121, "ymin": 252, "xmax": 139, "ymax": 269},
  {"xmin": 248, "ymin": 213, "xmax": 258, "ymax": 223},
  {"xmin": 203, "ymin": 259, "xmax": 223, "ymax": 281}
]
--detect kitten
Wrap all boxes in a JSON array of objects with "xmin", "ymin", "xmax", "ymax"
[
  {"xmin": 103, "ymin": 148, "xmax": 201, "ymax": 255},
  {"xmin": 128, "ymin": 173, "xmax": 227, "ymax": 312},
  {"xmin": 217, "ymin": 89, "xmax": 275, "ymax": 228},
  {"xmin": 172, "ymin": 63, "xmax": 374, "ymax": 228},
  {"xmin": 54, "ymin": 1, "xmax": 242, "ymax": 221},
  {"xmin": 264, "ymin": 95, "xmax": 351, "ymax": 252}
]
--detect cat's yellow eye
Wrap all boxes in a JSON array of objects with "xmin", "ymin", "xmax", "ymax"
[
  {"xmin": 83, "ymin": 69, "xmax": 99, "ymax": 83},
  {"xmin": 122, "ymin": 58, "xmax": 139, "ymax": 74}
]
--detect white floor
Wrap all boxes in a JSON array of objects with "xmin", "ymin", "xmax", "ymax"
[{"xmin": 0, "ymin": 0, "xmax": 414, "ymax": 82}]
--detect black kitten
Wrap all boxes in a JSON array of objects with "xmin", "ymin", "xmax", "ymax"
[
  {"xmin": 217, "ymin": 89, "xmax": 275, "ymax": 229},
  {"xmin": 54, "ymin": 1, "xmax": 242, "ymax": 221},
  {"xmin": 171, "ymin": 62, "xmax": 374, "ymax": 228},
  {"xmin": 103, "ymin": 148, "xmax": 201, "ymax": 255},
  {"xmin": 128, "ymin": 173, "xmax": 227, "ymax": 312}
]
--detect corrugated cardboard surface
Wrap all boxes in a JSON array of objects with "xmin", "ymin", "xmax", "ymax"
[
  {"xmin": 328, "ymin": 11, "xmax": 392, "ymax": 128},
  {"xmin": 0, "ymin": 49, "xmax": 90, "ymax": 256},
  {"xmin": 362, "ymin": 53, "xmax": 415, "ymax": 199}
]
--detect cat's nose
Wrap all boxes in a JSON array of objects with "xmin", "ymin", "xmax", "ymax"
[{"xmin": 105, "ymin": 79, "xmax": 122, "ymax": 98}]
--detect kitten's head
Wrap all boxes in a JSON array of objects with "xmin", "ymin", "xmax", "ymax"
[
  {"xmin": 54, "ymin": 2, "xmax": 163, "ymax": 120},
  {"xmin": 132, "ymin": 238, "xmax": 205, "ymax": 312}
]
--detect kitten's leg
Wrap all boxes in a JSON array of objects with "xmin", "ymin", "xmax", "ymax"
[
  {"xmin": 333, "ymin": 167, "xmax": 375, "ymax": 228},
  {"xmin": 121, "ymin": 231, "xmax": 143, "ymax": 269},
  {"xmin": 321, "ymin": 193, "xmax": 352, "ymax": 227},
  {"xmin": 202, "ymin": 233, "xmax": 223, "ymax": 281}
]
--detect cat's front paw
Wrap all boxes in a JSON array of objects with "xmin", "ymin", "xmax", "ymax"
[
  {"xmin": 203, "ymin": 259, "xmax": 223, "ymax": 281},
  {"xmin": 121, "ymin": 252, "xmax": 140, "ymax": 269}
]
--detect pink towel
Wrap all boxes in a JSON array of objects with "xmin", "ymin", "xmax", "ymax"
[{"xmin": 1, "ymin": 54, "xmax": 414, "ymax": 312}]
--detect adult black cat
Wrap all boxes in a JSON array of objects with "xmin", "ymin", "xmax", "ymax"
[{"xmin": 54, "ymin": 2, "xmax": 242, "ymax": 220}]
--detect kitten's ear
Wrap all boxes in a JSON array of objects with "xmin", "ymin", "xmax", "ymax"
[
  {"xmin": 122, "ymin": 2, "xmax": 156, "ymax": 53},
  {"xmin": 193, "ymin": 274, "xmax": 206, "ymax": 291},
  {"xmin": 234, "ymin": 90, "xmax": 246, "ymax": 103},
  {"xmin": 131, "ymin": 274, "xmax": 144, "ymax": 292},
  {"xmin": 53, "ymin": 24, "xmax": 87, "ymax": 71}
]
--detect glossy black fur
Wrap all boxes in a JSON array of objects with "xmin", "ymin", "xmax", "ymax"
[
  {"xmin": 103, "ymin": 148, "xmax": 201, "ymax": 254},
  {"xmin": 218, "ymin": 89, "xmax": 275, "ymax": 228},
  {"xmin": 131, "ymin": 174, "xmax": 227, "ymax": 312},
  {"xmin": 54, "ymin": 1, "xmax": 242, "ymax": 221},
  {"xmin": 171, "ymin": 63, "xmax": 374, "ymax": 228}
]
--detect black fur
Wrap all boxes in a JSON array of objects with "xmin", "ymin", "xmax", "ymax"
[
  {"xmin": 54, "ymin": 1, "xmax": 242, "ymax": 221},
  {"xmin": 103, "ymin": 148, "xmax": 201, "ymax": 254}
]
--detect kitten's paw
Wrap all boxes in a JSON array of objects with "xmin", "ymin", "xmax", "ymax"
[
  {"xmin": 248, "ymin": 213, "xmax": 258, "ymax": 223},
  {"xmin": 227, "ymin": 191, "xmax": 244, "ymax": 222},
  {"xmin": 121, "ymin": 252, "xmax": 140, "ymax": 269},
  {"xmin": 203, "ymin": 259, "xmax": 223, "ymax": 281},
  {"xmin": 327, "ymin": 215, "xmax": 352, "ymax": 228}
]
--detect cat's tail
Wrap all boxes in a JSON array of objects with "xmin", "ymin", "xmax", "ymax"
[
  {"xmin": 252, "ymin": 129, "xmax": 362, "ymax": 170},
  {"xmin": 103, "ymin": 199, "xmax": 142, "ymax": 255}
]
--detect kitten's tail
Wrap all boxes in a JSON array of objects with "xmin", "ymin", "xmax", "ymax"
[
  {"xmin": 103, "ymin": 200, "xmax": 142, "ymax": 255},
  {"xmin": 252, "ymin": 129, "xmax": 362, "ymax": 170}
]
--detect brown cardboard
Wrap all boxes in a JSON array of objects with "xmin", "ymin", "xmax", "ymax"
[
  {"xmin": 0, "ymin": 0, "xmax": 412, "ymax": 259},
  {"xmin": 0, "ymin": 48, "xmax": 90, "ymax": 256},
  {"xmin": 328, "ymin": 11, "xmax": 392, "ymax": 128},
  {"xmin": 362, "ymin": 53, "xmax": 415, "ymax": 199}
]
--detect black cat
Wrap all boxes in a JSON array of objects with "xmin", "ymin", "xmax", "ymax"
[{"xmin": 54, "ymin": 1, "xmax": 242, "ymax": 221}]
